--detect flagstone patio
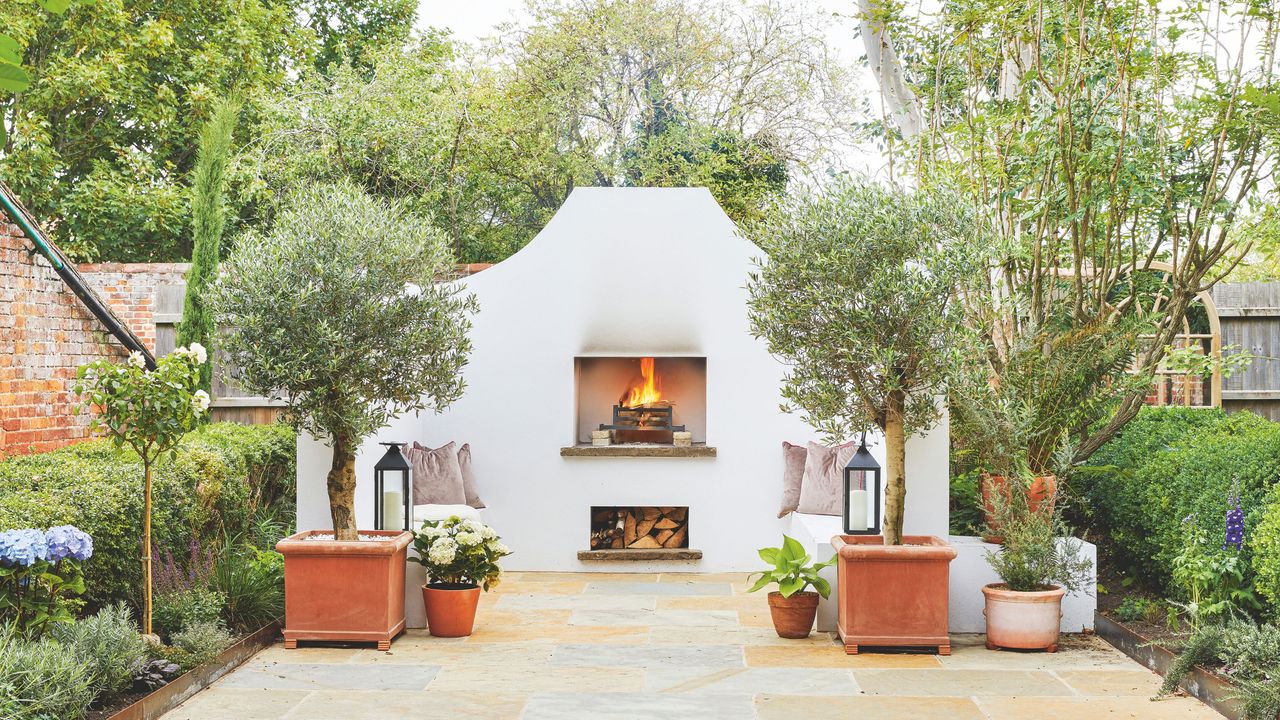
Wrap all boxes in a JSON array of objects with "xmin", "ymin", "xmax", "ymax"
[{"xmin": 165, "ymin": 573, "xmax": 1220, "ymax": 720}]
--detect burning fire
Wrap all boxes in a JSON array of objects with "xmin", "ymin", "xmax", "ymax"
[{"xmin": 620, "ymin": 357, "xmax": 663, "ymax": 408}]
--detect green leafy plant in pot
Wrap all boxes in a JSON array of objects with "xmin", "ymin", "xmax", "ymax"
[
  {"xmin": 982, "ymin": 487, "xmax": 1092, "ymax": 652},
  {"xmin": 747, "ymin": 536, "xmax": 835, "ymax": 639},
  {"xmin": 410, "ymin": 517, "xmax": 511, "ymax": 637}
]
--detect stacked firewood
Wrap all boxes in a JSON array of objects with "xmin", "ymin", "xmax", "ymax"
[{"xmin": 590, "ymin": 506, "xmax": 688, "ymax": 549}]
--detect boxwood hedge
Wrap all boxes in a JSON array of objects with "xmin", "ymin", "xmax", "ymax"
[
  {"xmin": 1077, "ymin": 407, "xmax": 1280, "ymax": 598},
  {"xmin": 0, "ymin": 423, "xmax": 295, "ymax": 607}
]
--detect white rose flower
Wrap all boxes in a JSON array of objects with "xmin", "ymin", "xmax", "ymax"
[
  {"xmin": 191, "ymin": 390, "xmax": 211, "ymax": 413},
  {"xmin": 128, "ymin": 352, "xmax": 146, "ymax": 369},
  {"xmin": 189, "ymin": 342, "xmax": 208, "ymax": 364}
]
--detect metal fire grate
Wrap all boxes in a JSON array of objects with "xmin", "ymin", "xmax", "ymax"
[{"xmin": 599, "ymin": 403, "xmax": 684, "ymax": 444}]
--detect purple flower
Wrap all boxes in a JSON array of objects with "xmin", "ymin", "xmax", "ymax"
[
  {"xmin": 45, "ymin": 525, "xmax": 93, "ymax": 562},
  {"xmin": 1224, "ymin": 488, "xmax": 1245, "ymax": 551},
  {"xmin": 0, "ymin": 528, "xmax": 49, "ymax": 567}
]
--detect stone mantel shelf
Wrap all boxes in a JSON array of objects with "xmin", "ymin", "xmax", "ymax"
[
  {"xmin": 560, "ymin": 444, "xmax": 717, "ymax": 458},
  {"xmin": 577, "ymin": 548, "xmax": 703, "ymax": 561}
]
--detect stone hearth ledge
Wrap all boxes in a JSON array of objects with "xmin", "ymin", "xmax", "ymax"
[{"xmin": 560, "ymin": 444, "xmax": 716, "ymax": 458}]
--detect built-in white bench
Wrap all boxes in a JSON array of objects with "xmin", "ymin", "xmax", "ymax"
[{"xmin": 785, "ymin": 512, "xmax": 1096, "ymax": 634}]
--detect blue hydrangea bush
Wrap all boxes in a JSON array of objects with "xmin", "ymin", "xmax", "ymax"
[{"xmin": 0, "ymin": 525, "xmax": 93, "ymax": 636}]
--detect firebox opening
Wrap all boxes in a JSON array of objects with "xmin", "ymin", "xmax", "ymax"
[{"xmin": 574, "ymin": 356, "xmax": 707, "ymax": 445}]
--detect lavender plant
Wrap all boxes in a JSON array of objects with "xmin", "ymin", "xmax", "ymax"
[{"xmin": 0, "ymin": 525, "xmax": 94, "ymax": 636}]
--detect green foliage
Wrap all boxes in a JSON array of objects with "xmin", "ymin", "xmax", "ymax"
[
  {"xmin": 1172, "ymin": 524, "xmax": 1261, "ymax": 626},
  {"xmin": 1113, "ymin": 597, "xmax": 1169, "ymax": 625},
  {"xmin": 1160, "ymin": 618, "xmax": 1280, "ymax": 720},
  {"xmin": 1077, "ymin": 408, "xmax": 1280, "ymax": 592},
  {"xmin": 0, "ymin": 627, "xmax": 95, "ymax": 720},
  {"xmin": 0, "ymin": 423, "xmax": 296, "ymax": 608},
  {"xmin": 948, "ymin": 470, "xmax": 985, "ymax": 536},
  {"xmin": 746, "ymin": 535, "xmax": 834, "ymax": 599},
  {"xmin": 1252, "ymin": 486, "xmax": 1280, "ymax": 613},
  {"xmin": 208, "ymin": 545, "xmax": 283, "ymax": 631},
  {"xmin": 148, "ymin": 644, "xmax": 197, "ymax": 674},
  {"xmin": 983, "ymin": 489, "xmax": 1092, "ymax": 593},
  {"xmin": 0, "ymin": 549, "xmax": 86, "ymax": 637},
  {"xmin": 170, "ymin": 620, "xmax": 232, "ymax": 668},
  {"xmin": 50, "ymin": 604, "xmax": 148, "ymax": 697},
  {"xmin": 152, "ymin": 587, "xmax": 224, "ymax": 641},
  {"xmin": 177, "ymin": 96, "xmax": 240, "ymax": 394},
  {"xmin": 0, "ymin": 0, "xmax": 309, "ymax": 261},
  {"xmin": 213, "ymin": 181, "xmax": 475, "ymax": 538},
  {"xmin": 300, "ymin": 0, "xmax": 416, "ymax": 75},
  {"xmin": 411, "ymin": 517, "xmax": 510, "ymax": 591}
]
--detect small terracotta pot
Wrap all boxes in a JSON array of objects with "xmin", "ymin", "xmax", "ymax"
[
  {"xmin": 981, "ymin": 474, "xmax": 1057, "ymax": 544},
  {"xmin": 766, "ymin": 591, "xmax": 819, "ymax": 639},
  {"xmin": 982, "ymin": 583, "xmax": 1064, "ymax": 652},
  {"xmin": 422, "ymin": 583, "xmax": 482, "ymax": 637}
]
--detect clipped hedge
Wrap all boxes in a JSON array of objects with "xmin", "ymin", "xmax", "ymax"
[
  {"xmin": 1079, "ymin": 407, "xmax": 1280, "ymax": 593},
  {"xmin": 0, "ymin": 423, "xmax": 295, "ymax": 608},
  {"xmin": 1255, "ymin": 486, "xmax": 1280, "ymax": 613}
]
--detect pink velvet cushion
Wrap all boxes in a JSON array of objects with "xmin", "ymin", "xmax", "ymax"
[
  {"xmin": 797, "ymin": 440, "xmax": 858, "ymax": 516},
  {"xmin": 407, "ymin": 441, "xmax": 467, "ymax": 506},
  {"xmin": 457, "ymin": 443, "xmax": 486, "ymax": 509},
  {"xmin": 777, "ymin": 441, "xmax": 808, "ymax": 518}
]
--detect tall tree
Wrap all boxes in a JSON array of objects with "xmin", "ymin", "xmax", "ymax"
[
  {"xmin": 297, "ymin": 0, "xmax": 417, "ymax": 75},
  {"xmin": 863, "ymin": 0, "xmax": 1280, "ymax": 463},
  {"xmin": 176, "ymin": 96, "xmax": 239, "ymax": 394}
]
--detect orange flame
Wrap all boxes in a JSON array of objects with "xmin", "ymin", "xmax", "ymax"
[{"xmin": 620, "ymin": 357, "xmax": 663, "ymax": 408}]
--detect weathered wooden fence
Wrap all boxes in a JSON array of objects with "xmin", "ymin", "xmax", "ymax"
[
  {"xmin": 1211, "ymin": 282, "xmax": 1280, "ymax": 421},
  {"xmin": 153, "ymin": 282, "xmax": 283, "ymax": 425}
]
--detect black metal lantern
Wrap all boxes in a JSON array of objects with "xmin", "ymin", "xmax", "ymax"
[
  {"xmin": 373, "ymin": 442, "xmax": 411, "ymax": 531},
  {"xmin": 843, "ymin": 433, "xmax": 881, "ymax": 535}
]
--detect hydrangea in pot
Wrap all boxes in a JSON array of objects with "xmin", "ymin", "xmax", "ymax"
[{"xmin": 410, "ymin": 517, "xmax": 510, "ymax": 637}]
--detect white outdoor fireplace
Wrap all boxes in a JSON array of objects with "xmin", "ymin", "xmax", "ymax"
[{"xmin": 295, "ymin": 187, "xmax": 951, "ymax": 573}]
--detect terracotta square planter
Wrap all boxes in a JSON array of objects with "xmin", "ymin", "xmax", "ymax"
[
  {"xmin": 831, "ymin": 534, "xmax": 957, "ymax": 655},
  {"xmin": 276, "ymin": 530, "xmax": 413, "ymax": 650}
]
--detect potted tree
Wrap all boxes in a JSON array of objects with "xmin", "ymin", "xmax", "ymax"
[
  {"xmin": 746, "ymin": 536, "xmax": 835, "ymax": 638},
  {"xmin": 981, "ymin": 490, "xmax": 1092, "ymax": 652},
  {"xmin": 747, "ymin": 179, "xmax": 980, "ymax": 654},
  {"xmin": 410, "ymin": 516, "xmax": 510, "ymax": 637},
  {"xmin": 212, "ymin": 181, "xmax": 475, "ymax": 650}
]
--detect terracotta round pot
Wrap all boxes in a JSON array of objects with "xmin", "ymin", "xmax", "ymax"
[
  {"xmin": 981, "ymin": 474, "xmax": 1057, "ymax": 544},
  {"xmin": 767, "ymin": 590, "xmax": 819, "ymax": 639},
  {"xmin": 422, "ymin": 583, "xmax": 482, "ymax": 638},
  {"xmin": 982, "ymin": 583, "xmax": 1064, "ymax": 652}
]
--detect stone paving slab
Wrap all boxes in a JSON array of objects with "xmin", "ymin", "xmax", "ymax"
[
  {"xmin": 521, "ymin": 691, "xmax": 756, "ymax": 719},
  {"xmin": 644, "ymin": 667, "xmax": 860, "ymax": 696},
  {"xmin": 163, "ymin": 572, "xmax": 1225, "ymax": 720},
  {"xmin": 217, "ymin": 661, "xmax": 439, "ymax": 690},
  {"xmin": 584, "ymin": 581, "xmax": 733, "ymax": 596},
  {"xmin": 550, "ymin": 642, "xmax": 744, "ymax": 667}
]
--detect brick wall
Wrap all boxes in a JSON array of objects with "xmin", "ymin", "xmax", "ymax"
[
  {"xmin": 78, "ymin": 263, "xmax": 190, "ymax": 354},
  {"xmin": 0, "ymin": 216, "xmax": 131, "ymax": 456}
]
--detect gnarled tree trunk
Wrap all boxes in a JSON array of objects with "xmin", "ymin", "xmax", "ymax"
[
  {"xmin": 327, "ymin": 436, "xmax": 358, "ymax": 541},
  {"xmin": 882, "ymin": 390, "xmax": 907, "ymax": 546}
]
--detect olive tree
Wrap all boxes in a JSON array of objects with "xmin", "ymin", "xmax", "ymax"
[
  {"xmin": 746, "ymin": 179, "xmax": 978, "ymax": 545},
  {"xmin": 212, "ymin": 181, "xmax": 475, "ymax": 541}
]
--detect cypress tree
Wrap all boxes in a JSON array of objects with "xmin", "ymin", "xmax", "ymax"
[{"xmin": 176, "ymin": 96, "xmax": 240, "ymax": 394}]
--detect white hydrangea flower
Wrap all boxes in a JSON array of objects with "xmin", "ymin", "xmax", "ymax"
[
  {"xmin": 461, "ymin": 519, "xmax": 483, "ymax": 533},
  {"xmin": 420, "ymin": 525, "xmax": 447, "ymax": 539},
  {"xmin": 191, "ymin": 390, "xmax": 211, "ymax": 413},
  {"xmin": 427, "ymin": 543, "xmax": 456, "ymax": 565},
  {"xmin": 128, "ymin": 352, "xmax": 146, "ymax": 369},
  {"xmin": 491, "ymin": 542, "xmax": 510, "ymax": 556},
  {"xmin": 479, "ymin": 525, "xmax": 498, "ymax": 540},
  {"xmin": 456, "ymin": 531, "xmax": 481, "ymax": 547}
]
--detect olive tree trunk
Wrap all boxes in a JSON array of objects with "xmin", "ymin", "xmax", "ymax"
[
  {"xmin": 327, "ymin": 437, "xmax": 359, "ymax": 541},
  {"xmin": 141, "ymin": 459, "xmax": 153, "ymax": 635},
  {"xmin": 882, "ymin": 390, "xmax": 907, "ymax": 546}
]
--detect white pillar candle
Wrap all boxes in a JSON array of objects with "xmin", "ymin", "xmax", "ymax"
[
  {"xmin": 382, "ymin": 489, "xmax": 402, "ymax": 531},
  {"xmin": 848, "ymin": 489, "xmax": 869, "ymax": 532}
]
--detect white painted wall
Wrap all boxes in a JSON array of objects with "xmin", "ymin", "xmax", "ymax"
[{"xmin": 296, "ymin": 187, "xmax": 951, "ymax": 571}]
